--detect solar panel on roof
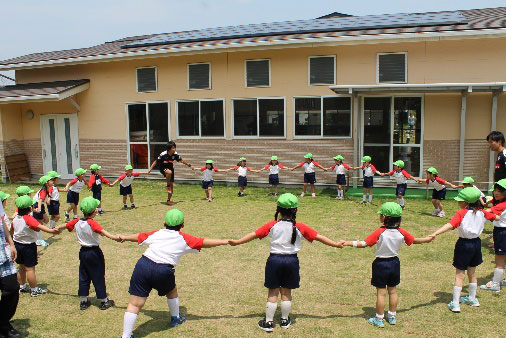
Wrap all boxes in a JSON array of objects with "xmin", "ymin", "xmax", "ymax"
[{"xmin": 121, "ymin": 11, "xmax": 467, "ymax": 49}]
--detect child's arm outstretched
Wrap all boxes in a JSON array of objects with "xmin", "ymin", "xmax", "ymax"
[
  {"xmin": 37, "ymin": 223, "xmax": 59, "ymax": 235},
  {"xmin": 429, "ymin": 222, "xmax": 454, "ymax": 238},
  {"xmin": 100, "ymin": 229, "xmax": 121, "ymax": 242},
  {"xmin": 229, "ymin": 232, "xmax": 257, "ymax": 246},
  {"xmin": 315, "ymin": 163, "xmax": 328, "ymax": 171},
  {"xmin": 314, "ymin": 234, "xmax": 344, "ymax": 248},
  {"xmin": 202, "ymin": 238, "xmax": 230, "ymax": 248},
  {"xmin": 109, "ymin": 178, "xmax": 119, "ymax": 187}
]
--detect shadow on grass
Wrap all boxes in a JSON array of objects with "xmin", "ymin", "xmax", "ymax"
[{"xmin": 10, "ymin": 318, "xmax": 30, "ymax": 337}]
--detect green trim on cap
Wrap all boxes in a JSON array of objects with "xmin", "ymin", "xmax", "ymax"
[
  {"xmin": 334, "ymin": 155, "xmax": 344, "ymax": 161},
  {"xmin": 377, "ymin": 202, "xmax": 403, "ymax": 217},
  {"xmin": 46, "ymin": 171, "xmax": 60, "ymax": 179},
  {"xmin": 74, "ymin": 168, "xmax": 87, "ymax": 176},
  {"xmin": 277, "ymin": 193, "xmax": 298, "ymax": 209},
  {"xmin": 362, "ymin": 155, "xmax": 372, "ymax": 163},
  {"xmin": 462, "ymin": 177, "xmax": 475, "ymax": 184},
  {"xmin": 90, "ymin": 164, "xmax": 101, "ymax": 171},
  {"xmin": 165, "ymin": 209, "xmax": 184, "ymax": 227},
  {"xmin": 495, "ymin": 178, "xmax": 506, "ymax": 190},
  {"xmin": 239, "ymin": 157, "xmax": 246, "ymax": 161},
  {"xmin": 454, "ymin": 187, "xmax": 481, "ymax": 203},
  {"xmin": 426, "ymin": 167, "xmax": 439, "ymax": 175},
  {"xmin": 0, "ymin": 191, "xmax": 10, "ymax": 201},
  {"xmin": 15, "ymin": 186, "xmax": 34, "ymax": 196},
  {"xmin": 39, "ymin": 175, "xmax": 51, "ymax": 185},
  {"xmin": 393, "ymin": 160, "xmax": 405, "ymax": 168},
  {"xmin": 271, "ymin": 156, "xmax": 278, "ymax": 161},
  {"xmin": 80, "ymin": 196, "xmax": 100, "ymax": 214},
  {"xmin": 304, "ymin": 153, "xmax": 313, "ymax": 159},
  {"xmin": 205, "ymin": 160, "xmax": 214, "ymax": 164},
  {"xmin": 125, "ymin": 165, "xmax": 133, "ymax": 171},
  {"xmin": 15, "ymin": 195, "xmax": 36, "ymax": 209}
]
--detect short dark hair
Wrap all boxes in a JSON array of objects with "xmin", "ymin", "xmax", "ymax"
[
  {"xmin": 165, "ymin": 223, "xmax": 183, "ymax": 231},
  {"xmin": 167, "ymin": 140, "xmax": 176, "ymax": 151},
  {"xmin": 383, "ymin": 216, "xmax": 402, "ymax": 228},
  {"xmin": 495, "ymin": 183, "xmax": 506, "ymax": 193},
  {"xmin": 487, "ymin": 131, "xmax": 505, "ymax": 145},
  {"xmin": 83, "ymin": 212, "xmax": 95, "ymax": 218},
  {"xmin": 18, "ymin": 207, "xmax": 32, "ymax": 216}
]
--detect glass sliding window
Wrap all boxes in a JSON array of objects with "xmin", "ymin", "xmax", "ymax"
[
  {"xmin": 295, "ymin": 98, "xmax": 321, "ymax": 136},
  {"xmin": 364, "ymin": 145, "xmax": 390, "ymax": 173},
  {"xmin": 295, "ymin": 97, "xmax": 352, "ymax": 137},
  {"xmin": 393, "ymin": 97, "xmax": 421, "ymax": 145},
  {"xmin": 128, "ymin": 104, "xmax": 147, "ymax": 142},
  {"xmin": 258, "ymin": 99, "xmax": 284, "ymax": 136},
  {"xmin": 200, "ymin": 100, "xmax": 224, "ymax": 136},
  {"xmin": 363, "ymin": 97, "xmax": 391, "ymax": 143},
  {"xmin": 148, "ymin": 103, "xmax": 169, "ymax": 142},
  {"xmin": 177, "ymin": 101, "xmax": 199, "ymax": 136},
  {"xmin": 393, "ymin": 146, "xmax": 420, "ymax": 176},
  {"xmin": 233, "ymin": 99, "xmax": 257, "ymax": 136},
  {"xmin": 177, "ymin": 100, "xmax": 225, "ymax": 137},
  {"xmin": 323, "ymin": 97, "xmax": 351, "ymax": 137}
]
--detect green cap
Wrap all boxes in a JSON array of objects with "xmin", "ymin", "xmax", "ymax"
[
  {"xmin": 39, "ymin": 175, "xmax": 51, "ymax": 185},
  {"xmin": 90, "ymin": 164, "xmax": 101, "ymax": 171},
  {"xmin": 75, "ymin": 168, "xmax": 87, "ymax": 176},
  {"xmin": 239, "ymin": 157, "xmax": 246, "ymax": 161},
  {"xmin": 205, "ymin": 160, "xmax": 214, "ymax": 164},
  {"xmin": 125, "ymin": 164, "xmax": 133, "ymax": 171},
  {"xmin": 454, "ymin": 187, "xmax": 481, "ymax": 203},
  {"xmin": 80, "ymin": 196, "xmax": 100, "ymax": 214},
  {"xmin": 165, "ymin": 209, "xmax": 185, "ymax": 227},
  {"xmin": 426, "ymin": 167, "xmax": 439, "ymax": 175},
  {"xmin": 271, "ymin": 156, "xmax": 278, "ymax": 161},
  {"xmin": 334, "ymin": 155, "xmax": 344, "ymax": 161},
  {"xmin": 377, "ymin": 202, "xmax": 403, "ymax": 217},
  {"xmin": 277, "ymin": 193, "xmax": 299, "ymax": 209},
  {"xmin": 15, "ymin": 186, "xmax": 34, "ymax": 196},
  {"xmin": 362, "ymin": 155, "xmax": 372, "ymax": 163},
  {"xmin": 46, "ymin": 171, "xmax": 60, "ymax": 179},
  {"xmin": 15, "ymin": 195, "xmax": 35, "ymax": 209},
  {"xmin": 0, "ymin": 191, "xmax": 10, "ymax": 201},
  {"xmin": 393, "ymin": 160, "xmax": 405, "ymax": 168},
  {"xmin": 493, "ymin": 178, "xmax": 506, "ymax": 191},
  {"xmin": 304, "ymin": 153, "xmax": 313, "ymax": 159},
  {"xmin": 462, "ymin": 177, "xmax": 475, "ymax": 184}
]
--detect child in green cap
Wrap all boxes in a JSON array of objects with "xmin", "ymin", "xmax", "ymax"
[
  {"xmin": 0, "ymin": 191, "xmax": 11, "ymax": 231},
  {"xmin": 422, "ymin": 167, "xmax": 458, "ymax": 218},
  {"xmin": 191, "ymin": 160, "xmax": 224, "ymax": 202},
  {"xmin": 456, "ymin": 177, "xmax": 487, "ymax": 206},
  {"xmin": 46, "ymin": 171, "xmax": 67, "ymax": 229},
  {"xmin": 324, "ymin": 155, "xmax": 350, "ymax": 200},
  {"xmin": 225, "ymin": 157, "xmax": 260, "ymax": 197},
  {"xmin": 429, "ymin": 187, "xmax": 499, "ymax": 313},
  {"xmin": 380, "ymin": 160, "xmax": 419, "ymax": 209},
  {"xmin": 64, "ymin": 168, "xmax": 88, "ymax": 221},
  {"xmin": 229, "ymin": 193, "xmax": 344, "ymax": 332},
  {"xmin": 117, "ymin": 209, "xmax": 229, "ymax": 336},
  {"xmin": 110, "ymin": 165, "xmax": 148, "ymax": 209},
  {"xmin": 33, "ymin": 176, "xmax": 52, "ymax": 247},
  {"xmin": 351, "ymin": 155, "xmax": 383, "ymax": 204},
  {"xmin": 55, "ymin": 196, "xmax": 120, "ymax": 311},
  {"xmin": 88, "ymin": 164, "xmax": 112, "ymax": 215},
  {"xmin": 342, "ymin": 202, "xmax": 433, "ymax": 328},
  {"xmin": 257, "ymin": 156, "xmax": 288, "ymax": 197},
  {"xmin": 290, "ymin": 153, "xmax": 327, "ymax": 198}
]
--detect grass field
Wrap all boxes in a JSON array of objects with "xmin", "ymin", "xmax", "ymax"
[{"xmin": 3, "ymin": 181, "xmax": 502, "ymax": 337}]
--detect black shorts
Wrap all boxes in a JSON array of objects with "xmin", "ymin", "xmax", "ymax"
[
  {"xmin": 396, "ymin": 184, "xmax": 408, "ymax": 196},
  {"xmin": 160, "ymin": 168, "xmax": 175, "ymax": 182},
  {"xmin": 32, "ymin": 203, "xmax": 46, "ymax": 220},
  {"xmin": 269, "ymin": 174, "xmax": 279, "ymax": 185},
  {"xmin": 202, "ymin": 180, "xmax": 213, "ymax": 189},
  {"xmin": 92, "ymin": 190, "xmax": 102, "ymax": 202},
  {"xmin": 264, "ymin": 254, "xmax": 300, "ymax": 289},
  {"xmin": 453, "ymin": 237, "xmax": 482, "ymax": 270},
  {"xmin": 336, "ymin": 174, "xmax": 346, "ymax": 186},
  {"xmin": 238, "ymin": 176, "xmax": 247, "ymax": 187},
  {"xmin": 304, "ymin": 172, "xmax": 316, "ymax": 184},
  {"xmin": 493, "ymin": 227, "xmax": 506, "ymax": 256},
  {"xmin": 66, "ymin": 191, "xmax": 80, "ymax": 205},
  {"xmin": 48, "ymin": 200, "xmax": 60, "ymax": 216},
  {"xmin": 371, "ymin": 256, "xmax": 400, "ymax": 288},
  {"xmin": 14, "ymin": 242, "xmax": 38, "ymax": 267},
  {"xmin": 120, "ymin": 185, "xmax": 133, "ymax": 196},
  {"xmin": 432, "ymin": 188, "xmax": 446, "ymax": 200},
  {"xmin": 363, "ymin": 176, "xmax": 374, "ymax": 188},
  {"xmin": 129, "ymin": 256, "xmax": 176, "ymax": 297}
]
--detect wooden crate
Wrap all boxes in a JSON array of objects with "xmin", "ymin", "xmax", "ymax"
[{"xmin": 5, "ymin": 154, "xmax": 31, "ymax": 182}]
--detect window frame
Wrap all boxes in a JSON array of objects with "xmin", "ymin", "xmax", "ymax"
[
  {"xmin": 125, "ymin": 100, "xmax": 170, "ymax": 171},
  {"xmin": 136, "ymin": 66, "xmax": 158, "ymax": 93},
  {"xmin": 308, "ymin": 55, "xmax": 336, "ymax": 86},
  {"xmin": 292, "ymin": 95, "xmax": 353, "ymax": 140},
  {"xmin": 244, "ymin": 59, "xmax": 271, "ymax": 88},
  {"xmin": 231, "ymin": 96, "xmax": 286, "ymax": 139},
  {"xmin": 376, "ymin": 52, "xmax": 408, "ymax": 84},
  {"xmin": 175, "ymin": 98, "xmax": 226, "ymax": 139},
  {"xmin": 187, "ymin": 62, "xmax": 212, "ymax": 91}
]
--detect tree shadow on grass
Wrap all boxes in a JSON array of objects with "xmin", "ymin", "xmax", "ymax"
[{"xmin": 10, "ymin": 318, "xmax": 30, "ymax": 337}]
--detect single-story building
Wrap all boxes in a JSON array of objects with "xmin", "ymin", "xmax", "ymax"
[{"xmin": 0, "ymin": 6, "xmax": 505, "ymax": 188}]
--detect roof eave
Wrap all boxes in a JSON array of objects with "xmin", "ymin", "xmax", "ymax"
[
  {"xmin": 0, "ymin": 81, "xmax": 90, "ymax": 104},
  {"xmin": 330, "ymin": 82, "xmax": 506, "ymax": 94}
]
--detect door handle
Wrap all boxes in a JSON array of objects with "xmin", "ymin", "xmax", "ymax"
[{"xmin": 74, "ymin": 144, "xmax": 79, "ymax": 159}]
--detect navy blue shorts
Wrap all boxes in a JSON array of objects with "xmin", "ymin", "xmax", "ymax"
[
  {"xmin": 48, "ymin": 200, "xmax": 60, "ymax": 216},
  {"xmin": 160, "ymin": 168, "xmax": 175, "ymax": 182},
  {"xmin": 202, "ymin": 180, "xmax": 213, "ymax": 189},
  {"xmin": 396, "ymin": 184, "xmax": 408, "ymax": 196},
  {"xmin": 92, "ymin": 190, "xmax": 102, "ymax": 202},
  {"xmin": 120, "ymin": 185, "xmax": 133, "ymax": 196},
  {"xmin": 269, "ymin": 174, "xmax": 279, "ymax": 185},
  {"xmin": 129, "ymin": 256, "xmax": 176, "ymax": 297},
  {"xmin": 363, "ymin": 176, "xmax": 373, "ymax": 188},
  {"xmin": 432, "ymin": 188, "xmax": 446, "ymax": 200},
  {"xmin": 66, "ymin": 191, "xmax": 80, "ymax": 205},
  {"xmin": 336, "ymin": 174, "xmax": 346, "ymax": 186},
  {"xmin": 453, "ymin": 237, "xmax": 482, "ymax": 270},
  {"xmin": 493, "ymin": 227, "xmax": 506, "ymax": 256},
  {"xmin": 32, "ymin": 203, "xmax": 46, "ymax": 220},
  {"xmin": 14, "ymin": 242, "xmax": 37, "ymax": 267},
  {"xmin": 371, "ymin": 256, "xmax": 400, "ymax": 288},
  {"xmin": 264, "ymin": 254, "xmax": 300, "ymax": 289},
  {"xmin": 238, "ymin": 176, "xmax": 247, "ymax": 187},
  {"xmin": 304, "ymin": 173, "xmax": 316, "ymax": 184}
]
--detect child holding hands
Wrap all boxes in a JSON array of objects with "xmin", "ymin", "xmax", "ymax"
[{"xmin": 290, "ymin": 153, "xmax": 327, "ymax": 198}]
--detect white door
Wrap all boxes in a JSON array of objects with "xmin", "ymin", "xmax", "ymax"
[{"xmin": 40, "ymin": 114, "xmax": 80, "ymax": 179}]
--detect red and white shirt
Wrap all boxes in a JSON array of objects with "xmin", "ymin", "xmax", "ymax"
[
  {"xmin": 255, "ymin": 220, "xmax": 318, "ymax": 254},
  {"xmin": 449, "ymin": 209, "xmax": 497, "ymax": 239},
  {"xmin": 88, "ymin": 174, "xmax": 110, "ymax": 189},
  {"xmin": 264, "ymin": 164, "xmax": 286, "ymax": 175},
  {"xmin": 426, "ymin": 177, "xmax": 447, "ymax": 191},
  {"xmin": 490, "ymin": 202, "xmax": 506, "ymax": 228},
  {"xmin": 365, "ymin": 227, "xmax": 414, "ymax": 258},
  {"xmin": 331, "ymin": 163, "xmax": 350, "ymax": 175},
  {"xmin": 34, "ymin": 189, "xmax": 47, "ymax": 204},
  {"xmin": 361, "ymin": 164, "xmax": 378, "ymax": 177},
  {"xmin": 388, "ymin": 170, "xmax": 412, "ymax": 184},
  {"xmin": 297, "ymin": 161, "xmax": 321, "ymax": 174},
  {"xmin": 12, "ymin": 215, "xmax": 40, "ymax": 244},
  {"xmin": 69, "ymin": 179, "xmax": 87, "ymax": 193},
  {"xmin": 201, "ymin": 168, "xmax": 218, "ymax": 181},
  {"xmin": 65, "ymin": 218, "xmax": 104, "ymax": 247},
  {"xmin": 48, "ymin": 186, "xmax": 60, "ymax": 201},
  {"xmin": 137, "ymin": 229, "xmax": 204, "ymax": 266},
  {"xmin": 118, "ymin": 172, "xmax": 140, "ymax": 187},
  {"xmin": 234, "ymin": 166, "xmax": 251, "ymax": 177}
]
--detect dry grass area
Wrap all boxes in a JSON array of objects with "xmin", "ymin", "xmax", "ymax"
[{"xmin": 3, "ymin": 181, "xmax": 502, "ymax": 337}]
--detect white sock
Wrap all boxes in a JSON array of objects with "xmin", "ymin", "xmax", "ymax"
[
  {"xmin": 493, "ymin": 268, "xmax": 504, "ymax": 284},
  {"xmin": 388, "ymin": 310, "xmax": 396, "ymax": 317},
  {"xmin": 99, "ymin": 297, "xmax": 108, "ymax": 303},
  {"xmin": 376, "ymin": 313, "xmax": 384, "ymax": 320},
  {"xmin": 339, "ymin": 190, "xmax": 344, "ymax": 197},
  {"xmin": 49, "ymin": 220, "xmax": 55, "ymax": 228},
  {"xmin": 122, "ymin": 312, "xmax": 138, "ymax": 338},
  {"xmin": 453, "ymin": 286, "xmax": 462, "ymax": 304},
  {"xmin": 280, "ymin": 300, "xmax": 292, "ymax": 319},
  {"xmin": 397, "ymin": 198, "xmax": 404, "ymax": 206},
  {"xmin": 369, "ymin": 194, "xmax": 373, "ymax": 202},
  {"xmin": 36, "ymin": 231, "xmax": 43, "ymax": 241},
  {"xmin": 468, "ymin": 283, "xmax": 478, "ymax": 301},
  {"xmin": 80, "ymin": 296, "xmax": 88, "ymax": 302},
  {"xmin": 363, "ymin": 195, "xmax": 366, "ymax": 201},
  {"xmin": 265, "ymin": 301, "xmax": 277, "ymax": 322},
  {"xmin": 167, "ymin": 297, "xmax": 180, "ymax": 317}
]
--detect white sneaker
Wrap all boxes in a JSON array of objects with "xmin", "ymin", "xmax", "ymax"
[
  {"xmin": 438, "ymin": 211, "xmax": 446, "ymax": 217},
  {"xmin": 501, "ymin": 279, "xmax": 506, "ymax": 287},
  {"xmin": 432, "ymin": 209, "xmax": 440, "ymax": 216},
  {"xmin": 448, "ymin": 301, "xmax": 461, "ymax": 313},
  {"xmin": 300, "ymin": 193, "xmax": 305, "ymax": 198},
  {"xmin": 480, "ymin": 281, "xmax": 500, "ymax": 292},
  {"xmin": 311, "ymin": 193, "xmax": 316, "ymax": 198}
]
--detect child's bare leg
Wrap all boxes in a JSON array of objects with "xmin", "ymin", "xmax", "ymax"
[
  {"xmin": 376, "ymin": 288, "xmax": 386, "ymax": 316},
  {"xmin": 438, "ymin": 200, "xmax": 444, "ymax": 211},
  {"xmin": 452, "ymin": 268, "xmax": 466, "ymax": 304},
  {"xmin": 205, "ymin": 189, "xmax": 209, "ymax": 199},
  {"xmin": 72, "ymin": 204, "xmax": 78, "ymax": 217},
  {"xmin": 208, "ymin": 187, "xmax": 213, "ymax": 200},
  {"xmin": 129, "ymin": 194, "xmax": 134, "ymax": 204},
  {"xmin": 265, "ymin": 288, "xmax": 279, "ymax": 322},
  {"xmin": 269, "ymin": 185, "xmax": 273, "ymax": 194},
  {"xmin": 280, "ymin": 288, "xmax": 292, "ymax": 320},
  {"xmin": 122, "ymin": 195, "xmax": 127, "ymax": 204},
  {"xmin": 125, "ymin": 295, "xmax": 147, "ymax": 314},
  {"xmin": 274, "ymin": 185, "xmax": 278, "ymax": 195},
  {"xmin": 240, "ymin": 186, "xmax": 245, "ymax": 193},
  {"xmin": 431, "ymin": 199, "xmax": 438, "ymax": 209},
  {"xmin": 43, "ymin": 214, "xmax": 49, "ymax": 224},
  {"xmin": 167, "ymin": 182, "xmax": 174, "ymax": 201},
  {"xmin": 25, "ymin": 266, "xmax": 37, "ymax": 288},
  {"xmin": 387, "ymin": 286, "xmax": 398, "ymax": 313},
  {"xmin": 123, "ymin": 295, "xmax": 147, "ymax": 338},
  {"xmin": 302, "ymin": 183, "xmax": 308, "ymax": 193},
  {"xmin": 17, "ymin": 265, "xmax": 26, "ymax": 285},
  {"xmin": 310, "ymin": 184, "xmax": 316, "ymax": 194}
]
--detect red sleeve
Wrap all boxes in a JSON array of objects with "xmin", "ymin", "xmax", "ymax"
[
  {"xmin": 484, "ymin": 211, "xmax": 498, "ymax": 222},
  {"xmin": 361, "ymin": 165, "xmax": 365, "ymax": 169},
  {"xmin": 88, "ymin": 175, "xmax": 96, "ymax": 188},
  {"xmin": 450, "ymin": 210, "xmax": 467, "ymax": 229},
  {"xmin": 397, "ymin": 228, "xmax": 415, "ymax": 246},
  {"xmin": 247, "ymin": 167, "xmax": 251, "ymax": 171},
  {"xmin": 87, "ymin": 219, "xmax": 104, "ymax": 233},
  {"xmin": 435, "ymin": 177, "xmax": 447, "ymax": 185},
  {"xmin": 343, "ymin": 164, "xmax": 350, "ymax": 170},
  {"xmin": 48, "ymin": 186, "xmax": 53, "ymax": 194},
  {"xmin": 200, "ymin": 168, "xmax": 206, "ymax": 172},
  {"xmin": 279, "ymin": 164, "xmax": 286, "ymax": 169},
  {"xmin": 99, "ymin": 175, "xmax": 110, "ymax": 185},
  {"xmin": 402, "ymin": 170, "xmax": 412, "ymax": 178},
  {"xmin": 297, "ymin": 162, "xmax": 304, "ymax": 167},
  {"xmin": 65, "ymin": 219, "xmax": 79, "ymax": 232},
  {"xmin": 180, "ymin": 232, "xmax": 204, "ymax": 251},
  {"xmin": 389, "ymin": 171, "xmax": 395, "ymax": 176},
  {"xmin": 213, "ymin": 168, "xmax": 218, "ymax": 172},
  {"xmin": 491, "ymin": 202, "xmax": 506, "ymax": 215},
  {"xmin": 69, "ymin": 178, "xmax": 78, "ymax": 185},
  {"xmin": 132, "ymin": 172, "xmax": 140, "ymax": 177},
  {"xmin": 118, "ymin": 174, "xmax": 127, "ymax": 181},
  {"xmin": 331, "ymin": 165, "xmax": 336, "ymax": 170},
  {"xmin": 295, "ymin": 223, "xmax": 318, "ymax": 242},
  {"xmin": 364, "ymin": 228, "xmax": 386, "ymax": 247},
  {"xmin": 255, "ymin": 221, "xmax": 277, "ymax": 239},
  {"xmin": 313, "ymin": 162, "xmax": 320, "ymax": 166},
  {"xmin": 138, "ymin": 230, "xmax": 158, "ymax": 244},
  {"xmin": 370, "ymin": 165, "xmax": 377, "ymax": 173},
  {"xmin": 39, "ymin": 190, "xmax": 47, "ymax": 200},
  {"xmin": 425, "ymin": 179, "xmax": 430, "ymax": 184},
  {"xmin": 233, "ymin": 166, "xmax": 239, "ymax": 170},
  {"xmin": 264, "ymin": 165, "xmax": 271, "ymax": 169},
  {"xmin": 24, "ymin": 216, "xmax": 41, "ymax": 231}
]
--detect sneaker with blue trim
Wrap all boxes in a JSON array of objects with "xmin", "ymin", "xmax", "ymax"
[
  {"xmin": 31, "ymin": 287, "xmax": 48, "ymax": 297},
  {"xmin": 368, "ymin": 317, "xmax": 384, "ymax": 328},
  {"xmin": 19, "ymin": 284, "xmax": 30, "ymax": 293},
  {"xmin": 480, "ymin": 281, "xmax": 500, "ymax": 292},
  {"xmin": 460, "ymin": 296, "xmax": 480, "ymax": 307},
  {"xmin": 258, "ymin": 318, "xmax": 274, "ymax": 332},
  {"xmin": 501, "ymin": 279, "xmax": 506, "ymax": 287},
  {"xmin": 385, "ymin": 315, "xmax": 397, "ymax": 325},
  {"xmin": 36, "ymin": 240, "xmax": 49, "ymax": 247},
  {"xmin": 170, "ymin": 314, "xmax": 186, "ymax": 327},
  {"xmin": 447, "ymin": 301, "xmax": 460, "ymax": 313},
  {"xmin": 279, "ymin": 316, "xmax": 291, "ymax": 329}
]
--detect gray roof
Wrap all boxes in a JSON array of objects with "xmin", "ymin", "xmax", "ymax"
[{"xmin": 0, "ymin": 79, "xmax": 89, "ymax": 101}]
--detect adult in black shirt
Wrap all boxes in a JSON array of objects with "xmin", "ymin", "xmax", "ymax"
[
  {"xmin": 147, "ymin": 141, "xmax": 193, "ymax": 205},
  {"xmin": 487, "ymin": 131, "xmax": 506, "ymax": 182}
]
